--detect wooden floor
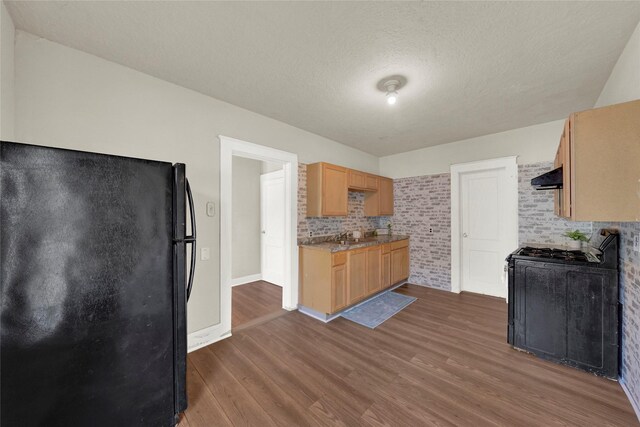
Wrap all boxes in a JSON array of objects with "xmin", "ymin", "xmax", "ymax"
[
  {"xmin": 180, "ymin": 284, "xmax": 638, "ymax": 426},
  {"xmin": 232, "ymin": 280, "xmax": 285, "ymax": 330}
]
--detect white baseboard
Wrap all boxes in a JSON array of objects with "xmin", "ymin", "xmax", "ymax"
[
  {"xmin": 298, "ymin": 305, "xmax": 342, "ymax": 323},
  {"xmin": 620, "ymin": 377, "xmax": 640, "ymax": 422},
  {"xmin": 187, "ymin": 325, "xmax": 232, "ymax": 353},
  {"xmin": 231, "ymin": 273, "xmax": 262, "ymax": 287}
]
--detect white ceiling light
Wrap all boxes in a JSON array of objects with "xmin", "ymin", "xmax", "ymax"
[
  {"xmin": 384, "ymin": 80, "xmax": 399, "ymax": 105},
  {"xmin": 378, "ymin": 76, "xmax": 407, "ymax": 107}
]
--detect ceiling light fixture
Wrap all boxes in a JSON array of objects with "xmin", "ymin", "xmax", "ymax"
[
  {"xmin": 384, "ymin": 80, "xmax": 399, "ymax": 105},
  {"xmin": 377, "ymin": 75, "xmax": 407, "ymax": 107}
]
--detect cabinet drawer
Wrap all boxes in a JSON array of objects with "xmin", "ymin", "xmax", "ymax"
[
  {"xmin": 390, "ymin": 239, "xmax": 408, "ymax": 251},
  {"xmin": 332, "ymin": 252, "xmax": 347, "ymax": 266}
]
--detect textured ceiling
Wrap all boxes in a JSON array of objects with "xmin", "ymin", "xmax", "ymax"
[{"xmin": 6, "ymin": 1, "xmax": 640, "ymax": 156}]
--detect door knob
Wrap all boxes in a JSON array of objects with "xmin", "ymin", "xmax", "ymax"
[{"xmin": 463, "ymin": 233, "xmax": 468, "ymax": 238}]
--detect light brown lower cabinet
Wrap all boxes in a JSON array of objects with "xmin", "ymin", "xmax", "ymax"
[
  {"xmin": 348, "ymin": 248, "xmax": 367, "ymax": 305},
  {"xmin": 331, "ymin": 263, "xmax": 348, "ymax": 312},
  {"xmin": 381, "ymin": 244, "xmax": 391, "ymax": 288},
  {"xmin": 366, "ymin": 246, "xmax": 382, "ymax": 294},
  {"xmin": 390, "ymin": 240, "xmax": 410, "ymax": 285},
  {"xmin": 299, "ymin": 239, "xmax": 409, "ymax": 315}
]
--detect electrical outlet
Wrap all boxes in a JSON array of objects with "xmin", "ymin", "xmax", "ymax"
[
  {"xmin": 200, "ymin": 247, "xmax": 210, "ymax": 261},
  {"xmin": 428, "ymin": 227, "xmax": 434, "ymax": 234},
  {"xmin": 308, "ymin": 231, "xmax": 313, "ymax": 237},
  {"xmin": 634, "ymin": 235, "xmax": 640, "ymax": 253}
]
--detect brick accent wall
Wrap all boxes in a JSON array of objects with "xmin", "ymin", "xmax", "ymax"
[
  {"xmin": 518, "ymin": 162, "xmax": 593, "ymax": 245},
  {"xmin": 595, "ymin": 221, "xmax": 640, "ymax": 400},
  {"xmin": 387, "ymin": 173, "xmax": 451, "ymax": 290}
]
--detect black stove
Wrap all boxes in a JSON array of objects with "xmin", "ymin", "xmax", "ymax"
[
  {"xmin": 514, "ymin": 247, "xmax": 596, "ymax": 263},
  {"xmin": 508, "ymin": 232, "xmax": 618, "ymax": 268},
  {"xmin": 507, "ymin": 230, "xmax": 619, "ymax": 379}
]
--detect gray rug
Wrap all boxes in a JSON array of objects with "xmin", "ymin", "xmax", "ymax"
[{"xmin": 341, "ymin": 291, "xmax": 417, "ymax": 329}]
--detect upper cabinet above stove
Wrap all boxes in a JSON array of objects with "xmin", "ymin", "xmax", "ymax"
[
  {"xmin": 306, "ymin": 162, "xmax": 394, "ymax": 217},
  {"xmin": 552, "ymin": 99, "xmax": 640, "ymax": 222}
]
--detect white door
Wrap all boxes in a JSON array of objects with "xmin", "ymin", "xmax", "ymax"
[
  {"xmin": 460, "ymin": 167, "xmax": 514, "ymax": 298},
  {"xmin": 261, "ymin": 169, "xmax": 285, "ymax": 286}
]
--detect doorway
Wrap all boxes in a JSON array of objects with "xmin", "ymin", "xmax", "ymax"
[
  {"xmin": 219, "ymin": 136, "xmax": 298, "ymax": 338},
  {"xmin": 450, "ymin": 157, "xmax": 518, "ymax": 298}
]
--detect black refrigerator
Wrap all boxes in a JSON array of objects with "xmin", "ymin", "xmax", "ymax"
[{"xmin": 0, "ymin": 141, "xmax": 196, "ymax": 426}]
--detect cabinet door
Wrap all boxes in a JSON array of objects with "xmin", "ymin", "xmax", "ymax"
[
  {"xmin": 513, "ymin": 261, "xmax": 566, "ymax": 357},
  {"xmin": 379, "ymin": 177, "xmax": 394, "ymax": 215},
  {"xmin": 347, "ymin": 169, "xmax": 366, "ymax": 190},
  {"xmin": 365, "ymin": 174, "xmax": 379, "ymax": 191},
  {"xmin": 331, "ymin": 264, "xmax": 348, "ymax": 312},
  {"xmin": 322, "ymin": 164, "xmax": 348, "ymax": 216},
  {"xmin": 390, "ymin": 247, "xmax": 409, "ymax": 284},
  {"xmin": 553, "ymin": 139, "xmax": 562, "ymax": 216},
  {"xmin": 381, "ymin": 252, "xmax": 391, "ymax": 288},
  {"xmin": 348, "ymin": 249, "xmax": 367, "ymax": 304},
  {"xmin": 565, "ymin": 268, "xmax": 618, "ymax": 376},
  {"xmin": 561, "ymin": 117, "xmax": 572, "ymax": 218},
  {"xmin": 366, "ymin": 246, "xmax": 382, "ymax": 295}
]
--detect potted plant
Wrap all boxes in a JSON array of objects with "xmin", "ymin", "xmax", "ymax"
[{"xmin": 564, "ymin": 230, "xmax": 589, "ymax": 249}]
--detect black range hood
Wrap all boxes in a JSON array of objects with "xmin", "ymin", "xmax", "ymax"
[{"xmin": 531, "ymin": 166, "xmax": 563, "ymax": 190}]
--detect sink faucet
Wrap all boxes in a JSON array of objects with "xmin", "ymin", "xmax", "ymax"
[{"xmin": 335, "ymin": 231, "xmax": 350, "ymax": 241}]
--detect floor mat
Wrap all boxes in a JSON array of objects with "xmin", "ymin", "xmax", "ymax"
[{"xmin": 341, "ymin": 291, "xmax": 416, "ymax": 328}]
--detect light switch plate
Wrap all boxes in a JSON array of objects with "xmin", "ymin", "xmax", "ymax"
[
  {"xmin": 201, "ymin": 247, "xmax": 210, "ymax": 261},
  {"xmin": 634, "ymin": 235, "xmax": 640, "ymax": 253},
  {"xmin": 206, "ymin": 202, "xmax": 216, "ymax": 217}
]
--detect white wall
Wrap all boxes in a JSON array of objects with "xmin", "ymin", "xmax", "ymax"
[
  {"xmin": 595, "ymin": 20, "xmax": 640, "ymax": 108},
  {"xmin": 379, "ymin": 119, "xmax": 564, "ymax": 178},
  {"xmin": 231, "ymin": 157, "xmax": 262, "ymax": 280},
  {"xmin": 0, "ymin": 2, "xmax": 14, "ymax": 140},
  {"xmin": 13, "ymin": 30, "xmax": 379, "ymax": 334}
]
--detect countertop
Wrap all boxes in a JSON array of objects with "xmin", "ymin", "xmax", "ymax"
[{"xmin": 299, "ymin": 235, "xmax": 410, "ymax": 253}]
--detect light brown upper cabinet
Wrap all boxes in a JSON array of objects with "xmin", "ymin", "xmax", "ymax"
[
  {"xmin": 364, "ymin": 176, "xmax": 394, "ymax": 216},
  {"xmin": 347, "ymin": 169, "xmax": 367, "ymax": 190},
  {"xmin": 554, "ymin": 99, "xmax": 640, "ymax": 221},
  {"xmin": 306, "ymin": 162, "xmax": 393, "ymax": 217},
  {"xmin": 365, "ymin": 174, "xmax": 379, "ymax": 191},
  {"xmin": 306, "ymin": 162, "xmax": 348, "ymax": 216}
]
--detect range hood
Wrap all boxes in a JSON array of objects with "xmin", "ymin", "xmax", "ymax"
[{"xmin": 531, "ymin": 167, "xmax": 563, "ymax": 190}]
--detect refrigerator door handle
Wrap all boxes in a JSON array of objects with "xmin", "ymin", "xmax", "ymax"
[{"xmin": 185, "ymin": 178, "xmax": 197, "ymax": 301}]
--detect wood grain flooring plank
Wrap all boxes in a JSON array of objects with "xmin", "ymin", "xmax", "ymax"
[
  {"xmin": 183, "ymin": 357, "xmax": 233, "ymax": 427},
  {"xmin": 189, "ymin": 344, "xmax": 277, "ymax": 427},
  {"xmin": 206, "ymin": 339, "xmax": 316, "ymax": 427}
]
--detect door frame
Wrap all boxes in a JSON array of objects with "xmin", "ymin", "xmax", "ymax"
[
  {"xmin": 450, "ymin": 156, "xmax": 518, "ymax": 295},
  {"xmin": 260, "ymin": 169, "xmax": 285, "ymax": 287},
  {"xmin": 220, "ymin": 135, "xmax": 298, "ymax": 336}
]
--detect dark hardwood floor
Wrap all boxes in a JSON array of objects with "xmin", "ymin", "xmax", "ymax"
[
  {"xmin": 232, "ymin": 280, "xmax": 285, "ymax": 330},
  {"xmin": 180, "ymin": 284, "xmax": 638, "ymax": 426}
]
